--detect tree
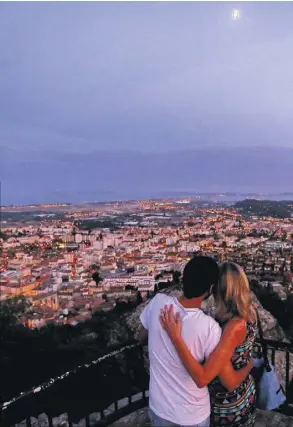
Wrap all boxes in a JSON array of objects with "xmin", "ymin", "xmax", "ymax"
[
  {"xmin": 7, "ymin": 249, "xmax": 16, "ymax": 258},
  {"xmin": 0, "ymin": 296, "xmax": 31, "ymax": 337},
  {"xmin": 92, "ymin": 271, "xmax": 103, "ymax": 286},
  {"xmin": 158, "ymin": 281, "xmax": 172, "ymax": 291},
  {"xmin": 90, "ymin": 264, "xmax": 100, "ymax": 272},
  {"xmin": 172, "ymin": 271, "xmax": 181, "ymax": 285},
  {"xmin": 52, "ymin": 237, "xmax": 62, "ymax": 245},
  {"xmin": 125, "ymin": 285, "xmax": 136, "ymax": 291},
  {"xmin": 136, "ymin": 291, "xmax": 143, "ymax": 305},
  {"xmin": 0, "ymin": 231, "xmax": 8, "ymax": 241}
]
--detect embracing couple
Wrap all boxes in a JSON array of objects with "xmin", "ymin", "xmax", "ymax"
[{"xmin": 139, "ymin": 256, "xmax": 257, "ymax": 427}]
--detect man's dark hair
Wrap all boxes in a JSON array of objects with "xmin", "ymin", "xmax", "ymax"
[{"xmin": 183, "ymin": 256, "xmax": 219, "ymax": 299}]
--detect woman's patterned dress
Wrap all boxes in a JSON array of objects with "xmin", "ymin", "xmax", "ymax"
[{"xmin": 208, "ymin": 320, "xmax": 258, "ymax": 427}]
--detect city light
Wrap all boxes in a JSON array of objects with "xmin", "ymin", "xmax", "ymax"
[{"xmin": 1, "ymin": 198, "xmax": 293, "ymax": 328}]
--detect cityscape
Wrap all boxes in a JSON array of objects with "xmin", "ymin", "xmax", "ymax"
[{"xmin": 1, "ymin": 196, "xmax": 293, "ymax": 330}]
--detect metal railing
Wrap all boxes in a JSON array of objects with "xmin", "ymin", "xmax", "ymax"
[
  {"xmin": 255, "ymin": 338, "xmax": 293, "ymax": 394},
  {"xmin": 1, "ymin": 338, "xmax": 293, "ymax": 427},
  {"xmin": 0, "ymin": 340, "xmax": 149, "ymax": 427},
  {"xmin": 253, "ymin": 338, "xmax": 293, "ymax": 416}
]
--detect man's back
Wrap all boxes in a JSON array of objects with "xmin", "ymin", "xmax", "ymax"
[{"xmin": 140, "ymin": 293, "xmax": 221, "ymax": 425}]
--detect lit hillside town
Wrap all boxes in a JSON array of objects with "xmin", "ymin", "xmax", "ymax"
[{"xmin": 1, "ymin": 197, "xmax": 293, "ymax": 329}]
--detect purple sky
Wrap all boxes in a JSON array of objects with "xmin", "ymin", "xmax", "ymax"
[
  {"xmin": 1, "ymin": 2, "xmax": 293, "ymax": 204},
  {"xmin": 1, "ymin": 2, "xmax": 293, "ymax": 153}
]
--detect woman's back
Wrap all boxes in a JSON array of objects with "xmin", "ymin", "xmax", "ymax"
[
  {"xmin": 209, "ymin": 320, "xmax": 258, "ymax": 427},
  {"xmin": 210, "ymin": 319, "xmax": 258, "ymax": 389},
  {"xmin": 231, "ymin": 321, "xmax": 258, "ymax": 368}
]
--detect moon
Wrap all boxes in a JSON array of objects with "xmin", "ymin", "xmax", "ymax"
[{"xmin": 232, "ymin": 9, "xmax": 241, "ymax": 20}]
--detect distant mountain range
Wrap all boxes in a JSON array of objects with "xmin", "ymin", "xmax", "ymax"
[{"xmin": 1, "ymin": 146, "xmax": 293, "ymax": 205}]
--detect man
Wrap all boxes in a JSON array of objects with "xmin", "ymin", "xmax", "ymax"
[{"xmin": 138, "ymin": 256, "xmax": 250, "ymax": 427}]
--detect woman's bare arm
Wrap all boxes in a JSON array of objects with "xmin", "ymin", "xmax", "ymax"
[
  {"xmin": 160, "ymin": 305, "xmax": 247, "ymax": 388},
  {"xmin": 219, "ymin": 359, "xmax": 254, "ymax": 392}
]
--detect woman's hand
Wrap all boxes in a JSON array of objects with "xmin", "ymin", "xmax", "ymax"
[{"xmin": 160, "ymin": 304, "xmax": 182, "ymax": 344}]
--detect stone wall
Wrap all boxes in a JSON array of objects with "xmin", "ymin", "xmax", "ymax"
[
  {"xmin": 15, "ymin": 394, "xmax": 293, "ymax": 427},
  {"xmin": 110, "ymin": 407, "xmax": 293, "ymax": 427}
]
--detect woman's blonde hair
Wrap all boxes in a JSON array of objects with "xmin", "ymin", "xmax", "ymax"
[{"xmin": 214, "ymin": 261, "xmax": 256, "ymax": 323}]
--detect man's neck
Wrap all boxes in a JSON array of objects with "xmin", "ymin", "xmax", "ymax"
[{"xmin": 177, "ymin": 295, "xmax": 204, "ymax": 309}]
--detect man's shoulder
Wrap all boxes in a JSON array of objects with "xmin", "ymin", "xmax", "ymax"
[
  {"xmin": 200, "ymin": 310, "xmax": 220, "ymax": 328},
  {"xmin": 185, "ymin": 309, "xmax": 221, "ymax": 332},
  {"xmin": 154, "ymin": 292, "xmax": 174, "ymax": 302},
  {"xmin": 150, "ymin": 293, "xmax": 174, "ymax": 308},
  {"xmin": 199, "ymin": 309, "xmax": 218, "ymax": 323},
  {"xmin": 140, "ymin": 293, "xmax": 174, "ymax": 328}
]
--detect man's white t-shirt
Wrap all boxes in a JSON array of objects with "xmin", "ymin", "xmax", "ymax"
[{"xmin": 140, "ymin": 293, "xmax": 222, "ymax": 426}]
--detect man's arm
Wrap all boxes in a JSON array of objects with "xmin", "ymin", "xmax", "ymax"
[{"xmin": 161, "ymin": 306, "xmax": 248, "ymax": 388}]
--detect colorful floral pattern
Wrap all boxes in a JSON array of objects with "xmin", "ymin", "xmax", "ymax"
[{"xmin": 209, "ymin": 322, "xmax": 258, "ymax": 426}]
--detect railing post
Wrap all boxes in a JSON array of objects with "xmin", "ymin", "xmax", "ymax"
[
  {"xmin": 100, "ymin": 409, "xmax": 105, "ymax": 420},
  {"xmin": 286, "ymin": 351, "xmax": 290, "ymax": 395},
  {"xmin": 139, "ymin": 344, "xmax": 147, "ymax": 401},
  {"xmin": 68, "ymin": 414, "xmax": 73, "ymax": 427},
  {"xmin": 47, "ymin": 413, "xmax": 53, "ymax": 427},
  {"xmin": 271, "ymin": 348, "xmax": 276, "ymax": 366},
  {"xmin": 125, "ymin": 347, "xmax": 133, "ymax": 406}
]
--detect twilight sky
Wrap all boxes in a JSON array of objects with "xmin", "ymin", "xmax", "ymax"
[
  {"xmin": 1, "ymin": 1, "xmax": 293, "ymax": 154},
  {"xmin": 2, "ymin": 2, "xmax": 293, "ymax": 204}
]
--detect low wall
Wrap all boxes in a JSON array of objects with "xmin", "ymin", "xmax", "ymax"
[{"xmin": 110, "ymin": 407, "xmax": 293, "ymax": 427}]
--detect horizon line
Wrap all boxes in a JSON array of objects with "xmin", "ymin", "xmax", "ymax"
[{"xmin": 2, "ymin": 192, "xmax": 293, "ymax": 209}]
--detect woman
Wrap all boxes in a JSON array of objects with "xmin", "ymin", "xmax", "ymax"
[{"xmin": 160, "ymin": 261, "xmax": 257, "ymax": 427}]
